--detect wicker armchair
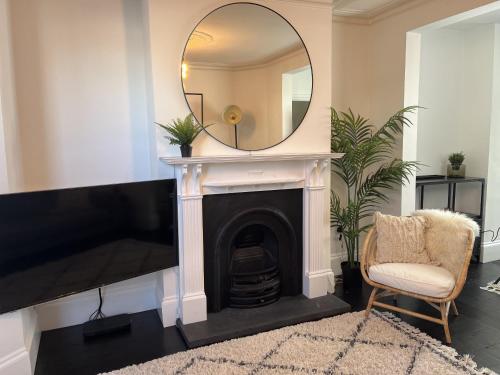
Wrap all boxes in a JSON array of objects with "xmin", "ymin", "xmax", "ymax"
[{"xmin": 361, "ymin": 210, "xmax": 476, "ymax": 344}]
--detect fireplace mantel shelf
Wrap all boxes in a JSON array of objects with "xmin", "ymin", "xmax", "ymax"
[
  {"xmin": 160, "ymin": 152, "xmax": 343, "ymax": 165},
  {"xmin": 203, "ymin": 177, "xmax": 304, "ymax": 188}
]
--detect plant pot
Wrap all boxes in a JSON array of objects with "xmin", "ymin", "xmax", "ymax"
[
  {"xmin": 341, "ymin": 261, "xmax": 362, "ymax": 289},
  {"xmin": 447, "ymin": 164, "xmax": 465, "ymax": 178},
  {"xmin": 180, "ymin": 144, "xmax": 192, "ymax": 158}
]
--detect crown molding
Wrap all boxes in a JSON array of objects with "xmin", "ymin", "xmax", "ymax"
[
  {"xmin": 369, "ymin": 0, "xmax": 433, "ymax": 24},
  {"xmin": 273, "ymin": 0, "xmax": 333, "ymax": 9},
  {"xmin": 333, "ymin": 0, "xmax": 407, "ymax": 19},
  {"xmin": 277, "ymin": 0, "xmax": 332, "ymax": 5},
  {"xmin": 332, "ymin": 15, "xmax": 370, "ymax": 25},
  {"xmin": 332, "ymin": 0, "xmax": 433, "ymax": 25}
]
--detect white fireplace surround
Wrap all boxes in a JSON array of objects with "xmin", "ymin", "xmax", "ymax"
[{"xmin": 157, "ymin": 152, "xmax": 342, "ymax": 325}]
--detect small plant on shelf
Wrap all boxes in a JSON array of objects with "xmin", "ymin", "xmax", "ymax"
[
  {"xmin": 155, "ymin": 114, "xmax": 210, "ymax": 157},
  {"xmin": 448, "ymin": 152, "xmax": 465, "ymax": 170},
  {"xmin": 447, "ymin": 152, "xmax": 466, "ymax": 178}
]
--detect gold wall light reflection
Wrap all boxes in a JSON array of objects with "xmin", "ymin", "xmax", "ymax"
[{"xmin": 182, "ymin": 63, "xmax": 188, "ymax": 79}]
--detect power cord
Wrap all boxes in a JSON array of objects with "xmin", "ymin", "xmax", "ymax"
[
  {"xmin": 481, "ymin": 227, "xmax": 500, "ymax": 243},
  {"xmin": 89, "ymin": 287, "xmax": 106, "ymax": 321}
]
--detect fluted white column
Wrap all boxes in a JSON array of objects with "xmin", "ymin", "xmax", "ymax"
[
  {"xmin": 175, "ymin": 164, "xmax": 207, "ymax": 324},
  {"xmin": 303, "ymin": 159, "xmax": 334, "ymax": 298}
]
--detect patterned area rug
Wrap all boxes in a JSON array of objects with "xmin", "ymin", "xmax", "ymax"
[
  {"xmin": 105, "ymin": 310, "xmax": 495, "ymax": 375},
  {"xmin": 480, "ymin": 280, "xmax": 500, "ymax": 295}
]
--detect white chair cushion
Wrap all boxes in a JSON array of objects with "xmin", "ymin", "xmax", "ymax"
[{"xmin": 368, "ymin": 263, "xmax": 455, "ymax": 298}]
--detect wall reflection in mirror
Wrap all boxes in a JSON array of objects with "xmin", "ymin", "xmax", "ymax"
[{"xmin": 182, "ymin": 3, "xmax": 312, "ymax": 151}]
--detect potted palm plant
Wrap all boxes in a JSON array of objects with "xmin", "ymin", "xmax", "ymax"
[
  {"xmin": 330, "ymin": 107, "xmax": 420, "ymax": 289},
  {"xmin": 156, "ymin": 114, "xmax": 209, "ymax": 157}
]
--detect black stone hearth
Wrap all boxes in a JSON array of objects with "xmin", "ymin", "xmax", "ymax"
[
  {"xmin": 203, "ymin": 189, "xmax": 303, "ymax": 313},
  {"xmin": 176, "ymin": 294, "xmax": 350, "ymax": 348}
]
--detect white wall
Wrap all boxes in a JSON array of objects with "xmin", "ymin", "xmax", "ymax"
[
  {"xmin": 0, "ymin": 93, "xmax": 8, "ymax": 194},
  {"xmin": 458, "ymin": 24, "xmax": 495, "ymax": 218},
  {"xmin": 483, "ymin": 23, "xmax": 500, "ymax": 260},
  {"xmin": 7, "ymin": 0, "xmax": 154, "ymax": 191},
  {"xmin": 0, "ymin": 0, "xmax": 21, "ymax": 193},
  {"xmin": 487, "ymin": 24, "xmax": 500, "ymax": 230},
  {"xmin": 332, "ymin": 20, "xmax": 371, "ymax": 116},
  {"xmin": 417, "ymin": 29, "xmax": 465, "ymax": 177},
  {"xmin": 0, "ymin": 0, "xmax": 9, "ymax": 194},
  {"xmin": 416, "ymin": 25, "xmax": 495, "ymax": 215}
]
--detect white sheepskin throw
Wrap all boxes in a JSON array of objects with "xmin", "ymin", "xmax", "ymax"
[{"xmin": 412, "ymin": 209, "xmax": 478, "ymax": 279}]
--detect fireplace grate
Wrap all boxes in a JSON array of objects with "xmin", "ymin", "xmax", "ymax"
[{"xmin": 229, "ymin": 245, "xmax": 281, "ymax": 308}]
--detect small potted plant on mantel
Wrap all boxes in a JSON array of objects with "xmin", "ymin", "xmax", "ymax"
[
  {"xmin": 155, "ymin": 114, "xmax": 209, "ymax": 157},
  {"xmin": 447, "ymin": 152, "xmax": 466, "ymax": 178}
]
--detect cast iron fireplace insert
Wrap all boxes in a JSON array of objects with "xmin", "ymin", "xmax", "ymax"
[{"xmin": 203, "ymin": 189, "xmax": 303, "ymax": 313}]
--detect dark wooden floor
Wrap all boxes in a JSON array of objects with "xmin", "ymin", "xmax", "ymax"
[
  {"xmin": 35, "ymin": 310, "xmax": 187, "ymax": 375},
  {"xmin": 35, "ymin": 260, "xmax": 500, "ymax": 375}
]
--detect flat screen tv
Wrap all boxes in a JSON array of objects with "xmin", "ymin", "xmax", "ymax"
[{"xmin": 0, "ymin": 179, "xmax": 177, "ymax": 314}]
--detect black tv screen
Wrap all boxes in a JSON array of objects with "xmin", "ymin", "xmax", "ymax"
[{"xmin": 0, "ymin": 179, "xmax": 177, "ymax": 314}]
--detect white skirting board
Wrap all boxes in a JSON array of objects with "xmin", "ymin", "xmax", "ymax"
[
  {"xmin": 35, "ymin": 269, "xmax": 179, "ymax": 332},
  {"xmin": 481, "ymin": 241, "xmax": 500, "ymax": 263},
  {"xmin": 156, "ymin": 267, "xmax": 180, "ymax": 327},
  {"xmin": 0, "ymin": 308, "xmax": 40, "ymax": 375},
  {"xmin": 330, "ymin": 252, "xmax": 344, "ymax": 276}
]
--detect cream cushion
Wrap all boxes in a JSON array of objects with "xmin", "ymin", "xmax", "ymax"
[
  {"xmin": 368, "ymin": 263, "xmax": 455, "ymax": 298},
  {"xmin": 374, "ymin": 212, "xmax": 431, "ymax": 264}
]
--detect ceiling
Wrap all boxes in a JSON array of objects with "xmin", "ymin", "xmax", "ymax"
[
  {"xmin": 184, "ymin": 3, "xmax": 305, "ymax": 67},
  {"xmin": 332, "ymin": 0, "xmax": 411, "ymax": 18}
]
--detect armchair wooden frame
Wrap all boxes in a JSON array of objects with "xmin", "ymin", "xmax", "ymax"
[{"xmin": 361, "ymin": 227, "xmax": 475, "ymax": 344}]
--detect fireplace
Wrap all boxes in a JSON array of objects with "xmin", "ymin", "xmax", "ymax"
[
  {"xmin": 159, "ymin": 153, "xmax": 338, "ymax": 326},
  {"xmin": 203, "ymin": 189, "xmax": 303, "ymax": 313}
]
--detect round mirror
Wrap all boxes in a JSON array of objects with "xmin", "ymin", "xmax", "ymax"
[{"xmin": 182, "ymin": 3, "xmax": 313, "ymax": 151}]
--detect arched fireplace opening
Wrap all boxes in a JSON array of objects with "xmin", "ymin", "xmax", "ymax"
[
  {"xmin": 203, "ymin": 189, "xmax": 303, "ymax": 313},
  {"xmin": 229, "ymin": 224, "xmax": 280, "ymax": 308}
]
